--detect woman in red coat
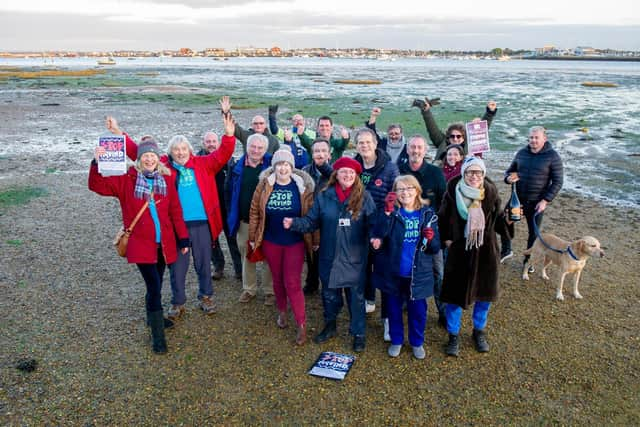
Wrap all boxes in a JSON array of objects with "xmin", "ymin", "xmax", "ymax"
[{"xmin": 89, "ymin": 138, "xmax": 189, "ymax": 354}]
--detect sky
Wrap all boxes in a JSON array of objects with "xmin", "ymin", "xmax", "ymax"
[{"xmin": 1, "ymin": 0, "xmax": 639, "ymax": 51}]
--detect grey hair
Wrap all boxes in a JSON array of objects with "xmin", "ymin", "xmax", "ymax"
[
  {"xmin": 247, "ymin": 133, "xmax": 268, "ymax": 149},
  {"xmin": 355, "ymin": 127, "xmax": 377, "ymax": 144},
  {"xmin": 202, "ymin": 131, "xmax": 218, "ymax": 142},
  {"xmin": 408, "ymin": 134, "xmax": 428, "ymax": 146},
  {"xmin": 387, "ymin": 124, "xmax": 403, "ymax": 132},
  {"xmin": 167, "ymin": 135, "xmax": 193, "ymax": 154},
  {"xmin": 529, "ymin": 126, "xmax": 547, "ymax": 136}
]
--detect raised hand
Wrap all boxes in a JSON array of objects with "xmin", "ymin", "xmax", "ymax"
[
  {"xmin": 105, "ymin": 116, "xmax": 122, "ymax": 135},
  {"xmin": 222, "ymin": 111, "xmax": 235, "ymax": 136},
  {"xmin": 219, "ymin": 96, "xmax": 231, "ymax": 114},
  {"xmin": 284, "ymin": 128, "xmax": 293, "ymax": 142},
  {"xmin": 487, "ymin": 100, "xmax": 497, "ymax": 112},
  {"xmin": 340, "ymin": 126, "xmax": 350, "ymax": 140},
  {"xmin": 370, "ymin": 238, "xmax": 382, "ymax": 250}
]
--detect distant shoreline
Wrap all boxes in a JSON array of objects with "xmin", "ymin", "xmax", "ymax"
[{"xmin": 522, "ymin": 56, "xmax": 640, "ymax": 62}]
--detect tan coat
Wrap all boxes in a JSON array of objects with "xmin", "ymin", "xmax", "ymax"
[{"xmin": 248, "ymin": 167, "xmax": 317, "ymax": 254}]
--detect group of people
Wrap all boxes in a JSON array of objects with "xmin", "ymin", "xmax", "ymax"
[{"xmin": 89, "ymin": 95, "xmax": 563, "ymax": 358}]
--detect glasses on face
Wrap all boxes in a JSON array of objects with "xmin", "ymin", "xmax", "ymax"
[
  {"xmin": 252, "ymin": 122, "xmax": 265, "ymax": 125},
  {"xmin": 449, "ymin": 134, "xmax": 464, "ymax": 140},
  {"xmin": 464, "ymin": 170, "xmax": 483, "ymax": 177},
  {"xmin": 396, "ymin": 186, "xmax": 416, "ymax": 193}
]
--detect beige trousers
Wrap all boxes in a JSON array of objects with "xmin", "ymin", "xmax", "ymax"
[{"xmin": 237, "ymin": 221, "xmax": 273, "ymax": 296}]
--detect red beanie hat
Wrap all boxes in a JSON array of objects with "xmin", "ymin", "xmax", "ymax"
[{"xmin": 332, "ymin": 156, "xmax": 362, "ymax": 174}]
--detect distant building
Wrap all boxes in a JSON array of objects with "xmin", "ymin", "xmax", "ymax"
[
  {"xmin": 575, "ymin": 46, "xmax": 598, "ymax": 56},
  {"xmin": 204, "ymin": 48, "xmax": 226, "ymax": 57}
]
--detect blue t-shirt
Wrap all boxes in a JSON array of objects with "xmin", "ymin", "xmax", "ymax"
[
  {"xmin": 146, "ymin": 178, "xmax": 161, "ymax": 243},
  {"xmin": 399, "ymin": 208, "xmax": 420, "ymax": 277},
  {"xmin": 173, "ymin": 162, "xmax": 207, "ymax": 222},
  {"xmin": 264, "ymin": 181, "xmax": 303, "ymax": 246}
]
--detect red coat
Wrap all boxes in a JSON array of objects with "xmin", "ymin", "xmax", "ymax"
[
  {"xmin": 88, "ymin": 163, "xmax": 189, "ymax": 264},
  {"xmin": 124, "ymin": 133, "xmax": 235, "ymax": 239}
]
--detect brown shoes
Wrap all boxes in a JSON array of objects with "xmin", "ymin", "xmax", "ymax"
[
  {"xmin": 199, "ymin": 296, "xmax": 216, "ymax": 315},
  {"xmin": 264, "ymin": 294, "xmax": 276, "ymax": 306},
  {"xmin": 167, "ymin": 304, "xmax": 185, "ymax": 320},
  {"xmin": 296, "ymin": 324, "xmax": 306, "ymax": 346},
  {"xmin": 211, "ymin": 270, "xmax": 224, "ymax": 280},
  {"xmin": 238, "ymin": 290, "xmax": 255, "ymax": 303}
]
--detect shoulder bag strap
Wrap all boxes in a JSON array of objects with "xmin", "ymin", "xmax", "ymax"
[{"xmin": 127, "ymin": 194, "xmax": 152, "ymax": 232}]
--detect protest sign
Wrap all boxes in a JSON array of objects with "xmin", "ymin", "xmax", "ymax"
[
  {"xmin": 308, "ymin": 351, "xmax": 355, "ymax": 380},
  {"xmin": 465, "ymin": 120, "xmax": 490, "ymax": 155},
  {"xmin": 98, "ymin": 134, "xmax": 127, "ymax": 176}
]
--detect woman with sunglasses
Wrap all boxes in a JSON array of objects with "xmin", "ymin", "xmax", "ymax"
[
  {"xmin": 437, "ymin": 157, "xmax": 514, "ymax": 357},
  {"xmin": 412, "ymin": 99, "xmax": 497, "ymax": 162}
]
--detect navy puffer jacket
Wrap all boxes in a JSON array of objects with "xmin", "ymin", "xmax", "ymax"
[
  {"xmin": 504, "ymin": 141, "xmax": 563, "ymax": 204},
  {"xmin": 354, "ymin": 148, "xmax": 399, "ymax": 210},
  {"xmin": 372, "ymin": 206, "xmax": 440, "ymax": 300}
]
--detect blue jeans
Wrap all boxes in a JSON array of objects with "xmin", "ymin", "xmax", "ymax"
[
  {"xmin": 322, "ymin": 284, "xmax": 366, "ymax": 337},
  {"xmin": 170, "ymin": 221, "xmax": 212, "ymax": 304},
  {"xmin": 445, "ymin": 301, "xmax": 491, "ymax": 335}
]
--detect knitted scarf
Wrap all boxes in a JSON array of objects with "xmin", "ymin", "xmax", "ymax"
[
  {"xmin": 455, "ymin": 180, "xmax": 486, "ymax": 250},
  {"xmin": 335, "ymin": 183, "xmax": 352, "ymax": 203},
  {"xmin": 134, "ymin": 170, "xmax": 167, "ymax": 200},
  {"xmin": 443, "ymin": 161, "xmax": 462, "ymax": 182}
]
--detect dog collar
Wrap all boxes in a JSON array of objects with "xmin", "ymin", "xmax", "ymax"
[{"xmin": 566, "ymin": 245, "xmax": 580, "ymax": 261}]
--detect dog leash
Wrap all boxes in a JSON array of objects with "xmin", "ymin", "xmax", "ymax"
[{"xmin": 532, "ymin": 211, "xmax": 579, "ymax": 261}]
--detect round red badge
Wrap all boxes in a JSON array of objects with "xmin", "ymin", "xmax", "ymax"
[{"xmin": 375, "ymin": 179, "xmax": 383, "ymax": 186}]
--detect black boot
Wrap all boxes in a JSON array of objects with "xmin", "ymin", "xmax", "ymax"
[
  {"xmin": 445, "ymin": 334, "xmax": 459, "ymax": 357},
  {"xmin": 353, "ymin": 335, "xmax": 366, "ymax": 352},
  {"xmin": 148, "ymin": 310, "xmax": 167, "ymax": 354},
  {"xmin": 303, "ymin": 283, "xmax": 318, "ymax": 296},
  {"xmin": 314, "ymin": 320, "xmax": 337, "ymax": 344},
  {"xmin": 146, "ymin": 311, "xmax": 174, "ymax": 329},
  {"xmin": 472, "ymin": 329, "xmax": 490, "ymax": 353}
]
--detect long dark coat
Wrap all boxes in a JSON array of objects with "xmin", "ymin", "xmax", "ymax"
[{"xmin": 438, "ymin": 176, "xmax": 513, "ymax": 309}]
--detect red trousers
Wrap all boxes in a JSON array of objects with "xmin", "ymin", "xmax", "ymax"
[{"xmin": 262, "ymin": 240, "xmax": 306, "ymax": 326}]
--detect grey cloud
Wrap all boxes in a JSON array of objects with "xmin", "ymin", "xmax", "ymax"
[
  {"xmin": 132, "ymin": 0, "xmax": 294, "ymax": 8},
  {"xmin": 1, "ymin": 11, "xmax": 638, "ymax": 51}
]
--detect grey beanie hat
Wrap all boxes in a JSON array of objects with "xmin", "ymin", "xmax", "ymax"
[
  {"xmin": 137, "ymin": 138, "xmax": 162, "ymax": 160},
  {"xmin": 461, "ymin": 155, "xmax": 486, "ymax": 176},
  {"xmin": 271, "ymin": 147, "xmax": 295, "ymax": 169}
]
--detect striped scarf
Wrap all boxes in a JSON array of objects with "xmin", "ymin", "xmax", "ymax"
[
  {"xmin": 134, "ymin": 170, "xmax": 167, "ymax": 200},
  {"xmin": 455, "ymin": 180, "xmax": 486, "ymax": 250}
]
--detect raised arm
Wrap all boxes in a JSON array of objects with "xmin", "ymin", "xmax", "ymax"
[
  {"xmin": 268, "ymin": 104, "xmax": 279, "ymax": 135},
  {"xmin": 365, "ymin": 107, "xmax": 384, "ymax": 146},
  {"xmin": 202, "ymin": 110, "xmax": 237, "ymax": 173}
]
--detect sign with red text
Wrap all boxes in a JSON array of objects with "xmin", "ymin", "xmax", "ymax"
[
  {"xmin": 308, "ymin": 351, "xmax": 355, "ymax": 380},
  {"xmin": 98, "ymin": 134, "xmax": 127, "ymax": 176},
  {"xmin": 466, "ymin": 120, "xmax": 490, "ymax": 155}
]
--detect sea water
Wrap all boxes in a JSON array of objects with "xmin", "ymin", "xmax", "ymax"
[{"xmin": 1, "ymin": 57, "xmax": 638, "ymax": 207}]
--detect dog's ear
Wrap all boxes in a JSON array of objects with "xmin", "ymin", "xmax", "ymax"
[{"xmin": 575, "ymin": 239, "xmax": 586, "ymax": 255}]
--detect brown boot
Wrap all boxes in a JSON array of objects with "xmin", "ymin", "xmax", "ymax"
[
  {"xmin": 296, "ymin": 324, "xmax": 306, "ymax": 346},
  {"xmin": 277, "ymin": 312, "xmax": 288, "ymax": 329}
]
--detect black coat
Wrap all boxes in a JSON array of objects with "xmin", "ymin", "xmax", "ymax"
[
  {"xmin": 438, "ymin": 176, "xmax": 513, "ymax": 309},
  {"xmin": 291, "ymin": 186, "xmax": 377, "ymax": 289},
  {"xmin": 504, "ymin": 141, "xmax": 563, "ymax": 204}
]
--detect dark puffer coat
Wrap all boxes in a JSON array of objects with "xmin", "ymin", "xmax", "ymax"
[
  {"xmin": 354, "ymin": 148, "xmax": 399, "ymax": 210},
  {"xmin": 504, "ymin": 141, "xmax": 563, "ymax": 204},
  {"xmin": 438, "ymin": 176, "xmax": 513, "ymax": 309}
]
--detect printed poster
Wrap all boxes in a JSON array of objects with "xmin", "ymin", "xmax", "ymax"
[
  {"xmin": 308, "ymin": 351, "xmax": 355, "ymax": 380},
  {"xmin": 98, "ymin": 134, "xmax": 127, "ymax": 176},
  {"xmin": 465, "ymin": 120, "xmax": 490, "ymax": 155}
]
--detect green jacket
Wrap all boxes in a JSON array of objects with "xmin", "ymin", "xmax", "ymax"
[{"xmin": 299, "ymin": 132, "xmax": 349, "ymax": 162}]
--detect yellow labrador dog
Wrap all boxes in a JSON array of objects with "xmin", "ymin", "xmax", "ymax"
[{"xmin": 522, "ymin": 233, "xmax": 605, "ymax": 300}]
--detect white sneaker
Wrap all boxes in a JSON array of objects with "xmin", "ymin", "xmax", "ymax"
[
  {"xmin": 388, "ymin": 344, "xmax": 402, "ymax": 357},
  {"xmin": 412, "ymin": 345, "xmax": 426, "ymax": 360},
  {"xmin": 383, "ymin": 318, "xmax": 391, "ymax": 342},
  {"xmin": 365, "ymin": 300, "xmax": 376, "ymax": 314}
]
